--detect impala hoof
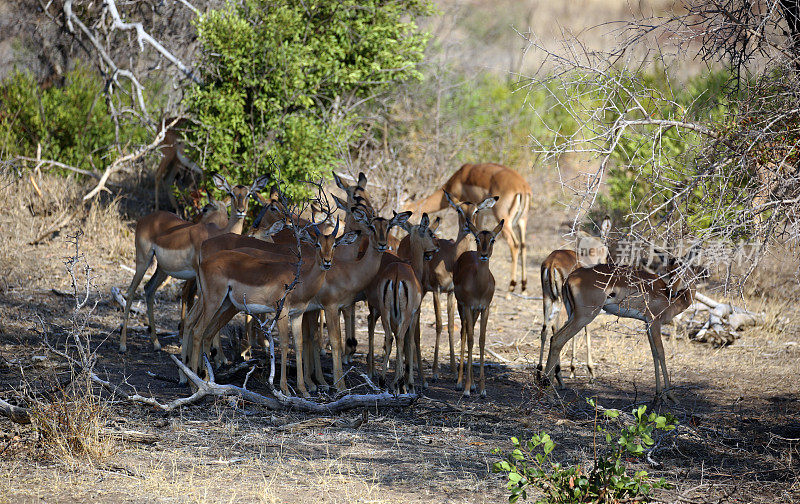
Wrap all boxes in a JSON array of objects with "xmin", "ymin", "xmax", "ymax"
[
  {"xmin": 480, "ymin": 389, "xmax": 487, "ymax": 398},
  {"xmin": 118, "ymin": 345, "xmax": 127, "ymax": 354},
  {"xmin": 509, "ymin": 280, "xmax": 517, "ymax": 292},
  {"xmin": 462, "ymin": 389, "xmax": 471, "ymax": 398},
  {"xmin": 520, "ymin": 280, "xmax": 527, "ymax": 292},
  {"xmin": 455, "ymin": 382, "xmax": 463, "ymax": 391},
  {"xmin": 153, "ymin": 341, "xmax": 162, "ymax": 351},
  {"xmin": 431, "ymin": 372, "xmax": 439, "ymax": 382}
]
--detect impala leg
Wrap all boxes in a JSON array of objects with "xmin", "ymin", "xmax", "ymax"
[
  {"xmin": 325, "ymin": 306, "xmax": 345, "ymax": 392},
  {"xmin": 192, "ymin": 299, "xmax": 235, "ymax": 382},
  {"xmin": 500, "ymin": 224, "xmax": 520, "ymax": 294},
  {"xmin": 570, "ymin": 332, "xmax": 578, "ymax": 379},
  {"xmin": 455, "ymin": 303, "xmax": 466, "ymax": 391},
  {"xmin": 179, "ymin": 279, "xmax": 196, "ymax": 343},
  {"xmin": 463, "ymin": 308, "xmax": 476, "ymax": 396},
  {"xmin": 301, "ymin": 313, "xmax": 315, "ymax": 390},
  {"xmin": 431, "ymin": 291, "xmax": 442, "ymax": 381},
  {"xmin": 380, "ymin": 312, "xmax": 395, "ymax": 391},
  {"xmin": 478, "ymin": 306, "xmax": 489, "ymax": 397},
  {"xmin": 241, "ymin": 314, "xmax": 254, "ymax": 361},
  {"xmin": 290, "ymin": 314, "xmax": 311, "ymax": 398},
  {"xmin": 585, "ymin": 326, "xmax": 594, "ymax": 380},
  {"xmin": 343, "ymin": 304, "xmax": 357, "ymax": 364},
  {"xmin": 414, "ymin": 315, "xmax": 426, "ymax": 389},
  {"xmin": 517, "ymin": 215, "xmax": 528, "ymax": 292},
  {"xmin": 447, "ymin": 291, "xmax": 456, "ymax": 374},
  {"xmin": 277, "ymin": 315, "xmax": 291, "ymax": 396},
  {"xmin": 120, "ymin": 248, "xmax": 154, "ymax": 353},
  {"xmin": 543, "ymin": 310, "xmax": 598, "ymax": 389},
  {"xmin": 180, "ymin": 293, "xmax": 204, "ymax": 385},
  {"xmin": 399, "ymin": 314, "xmax": 415, "ymax": 394},
  {"xmin": 538, "ymin": 295, "xmax": 556, "ymax": 374},
  {"xmin": 367, "ymin": 306, "xmax": 378, "ymax": 380},
  {"xmin": 143, "ymin": 267, "xmax": 169, "ymax": 351},
  {"xmin": 648, "ymin": 322, "xmax": 674, "ymax": 403},
  {"xmin": 308, "ymin": 311, "xmax": 326, "ymax": 389}
]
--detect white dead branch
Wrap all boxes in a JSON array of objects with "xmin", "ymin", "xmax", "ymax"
[
  {"xmin": 83, "ymin": 118, "xmax": 181, "ymax": 201},
  {"xmin": 673, "ymin": 292, "xmax": 766, "ymax": 347}
]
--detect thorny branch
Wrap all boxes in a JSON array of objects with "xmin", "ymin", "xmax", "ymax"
[{"xmin": 517, "ymin": 1, "xmax": 800, "ymax": 291}]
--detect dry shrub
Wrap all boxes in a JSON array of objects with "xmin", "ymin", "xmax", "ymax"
[{"xmin": 26, "ymin": 371, "xmax": 114, "ymax": 465}]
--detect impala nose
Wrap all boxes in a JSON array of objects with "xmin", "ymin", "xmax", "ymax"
[
  {"xmin": 321, "ymin": 260, "xmax": 332, "ymax": 270},
  {"xmin": 480, "ymin": 255, "xmax": 489, "ymax": 262}
]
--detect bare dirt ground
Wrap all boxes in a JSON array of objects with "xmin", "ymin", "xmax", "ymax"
[{"xmin": 1, "ymin": 170, "xmax": 799, "ymax": 503}]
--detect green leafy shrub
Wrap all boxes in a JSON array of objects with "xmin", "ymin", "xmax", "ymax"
[
  {"xmin": 493, "ymin": 400, "xmax": 676, "ymax": 503},
  {"xmin": 187, "ymin": 0, "xmax": 433, "ymax": 199},
  {"xmin": 596, "ymin": 69, "xmax": 739, "ymax": 230},
  {"xmin": 0, "ymin": 65, "xmax": 148, "ymax": 174}
]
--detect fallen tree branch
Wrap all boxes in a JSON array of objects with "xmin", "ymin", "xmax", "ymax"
[
  {"xmin": 14, "ymin": 156, "xmax": 101, "ymax": 180},
  {"xmin": 0, "ymin": 398, "xmax": 31, "ymax": 424}
]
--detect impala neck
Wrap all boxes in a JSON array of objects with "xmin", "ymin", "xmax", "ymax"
[
  {"xmin": 223, "ymin": 213, "xmax": 247, "ymax": 235},
  {"xmin": 454, "ymin": 225, "xmax": 472, "ymax": 259}
]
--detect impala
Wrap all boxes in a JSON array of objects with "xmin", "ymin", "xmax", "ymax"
[
  {"xmin": 300, "ymin": 206, "xmax": 411, "ymax": 393},
  {"xmin": 366, "ymin": 213, "xmax": 438, "ymax": 390},
  {"xmin": 404, "ymin": 163, "xmax": 531, "ymax": 294},
  {"xmin": 539, "ymin": 217, "xmax": 611, "ymax": 379},
  {"xmin": 154, "ymin": 117, "xmax": 203, "ymax": 212},
  {"xmin": 540, "ymin": 262, "xmax": 697, "ymax": 403},
  {"xmin": 119, "ymin": 173, "xmax": 268, "ymax": 354},
  {"xmin": 188, "ymin": 221, "xmax": 359, "ymax": 397},
  {"xmin": 423, "ymin": 192, "xmax": 499, "ymax": 381}
]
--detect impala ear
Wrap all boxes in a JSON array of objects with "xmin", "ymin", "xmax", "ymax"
[
  {"xmin": 332, "ymin": 171, "xmax": 347, "ymax": 191},
  {"xmin": 335, "ymin": 230, "xmax": 361, "ymax": 247},
  {"xmin": 299, "ymin": 228, "xmax": 317, "ymax": 245},
  {"xmin": 264, "ymin": 220, "xmax": 285, "ymax": 236},
  {"xmin": 477, "ymin": 196, "xmax": 498, "ymax": 212},
  {"xmin": 211, "ymin": 173, "xmax": 233, "ymax": 194},
  {"xmin": 601, "ymin": 215, "xmax": 612, "ymax": 240},
  {"xmin": 332, "ymin": 194, "xmax": 348, "ymax": 211},
  {"xmin": 250, "ymin": 175, "xmax": 270, "ymax": 194},
  {"xmin": 269, "ymin": 186, "xmax": 280, "ymax": 202},
  {"xmin": 492, "ymin": 219, "xmax": 505, "ymax": 236},
  {"xmin": 357, "ymin": 172, "xmax": 368, "ymax": 188},
  {"xmin": 430, "ymin": 216, "xmax": 441, "ymax": 233},
  {"xmin": 419, "ymin": 212, "xmax": 430, "ymax": 231},
  {"xmin": 390, "ymin": 210, "xmax": 411, "ymax": 229}
]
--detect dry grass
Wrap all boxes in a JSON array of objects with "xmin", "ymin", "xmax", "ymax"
[{"xmin": 26, "ymin": 372, "xmax": 115, "ymax": 466}]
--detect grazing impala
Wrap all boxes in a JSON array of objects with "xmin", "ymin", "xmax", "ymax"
[
  {"xmin": 119, "ymin": 173, "xmax": 268, "ymax": 354},
  {"xmin": 188, "ymin": 222, "xmax": 359, "ymax": 397},
  {"xmin": 404, "ymin": 163, "xmax": 531, "ymax": 293},
  {"xmin": 541, "ymin": 263, "xmax": 697, "ymax": 403},
  {"xmin": 539, "ymin": 217, "xmax": 611, "ymax": 379}
]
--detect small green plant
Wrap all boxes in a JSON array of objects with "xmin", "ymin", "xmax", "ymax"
[{"xmin": 493, "ymin": 400, "xmax": 676, "ymax": 503}]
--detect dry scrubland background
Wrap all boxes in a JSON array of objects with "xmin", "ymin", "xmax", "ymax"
[{"xmin": 1, "ymin": 1, "xmax": 800, "ymax": 503}]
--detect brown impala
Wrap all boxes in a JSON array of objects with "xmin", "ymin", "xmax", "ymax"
[{"xmin": 404, "ymin": 163, "xmax": 531, "ymax": 294}]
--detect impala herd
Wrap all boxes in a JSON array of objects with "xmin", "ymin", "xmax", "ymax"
[{"xmin": 121, "ymin": 162, "xmax": 703, "ymax": 403}]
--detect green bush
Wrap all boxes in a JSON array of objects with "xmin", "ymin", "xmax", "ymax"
[
  {"xmin": 493, "ymin": 400, "xmax": 675, "ymax": 503},
  {"xmin": 596, "ymin": 69, "xmax": 740, "ymax": 231},
  {"xmin": 187, "ymin": 0, "xmax": 433, "ymax": 199},
  {"xmin": 386, "ymin": 72, "xmax": 579, "ymax": 173},
  {"xmin": 0, "ymin": 65, "xmax": 148, "ymax": 174}
]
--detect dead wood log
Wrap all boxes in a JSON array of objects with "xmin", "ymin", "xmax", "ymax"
[
  {"xmin": 101, "ymin": 428, "xmax": 159, "ymax": 444},
  {"xmin": 0, "ymin": 398, "xmax": 31, "ymax": 424},
  {"xmin": 674, "ymin": 292, "xmax": 766, "ymax": 347},
  {"xmin": 111, "ymin": 287, "xmax": 146, "ymax": 315}
]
